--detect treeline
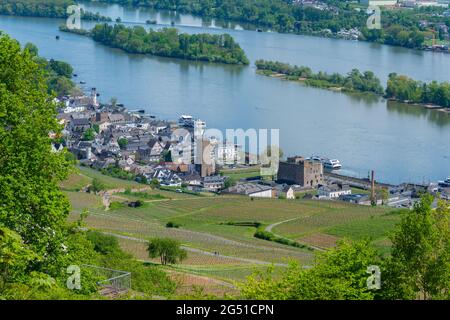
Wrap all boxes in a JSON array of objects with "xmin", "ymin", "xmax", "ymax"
[
  {"xmin": 23, "ymin": 42, "xmax": 77, "ymax": 97},
  {"xmin": 63, "ymin": 23, "xmax": 249, "ymax": 65},
  {"xmin": 0, "ymin": 0, "xmax": 111, "ymax": 21},
  {"xmin": 84, "ymin": 0, "xmax": 450, "ymax": 50},
  {"xmin": 386, "ymin": 73, "xmax": 450, "ymax": 108},
  {"xmin": 255, "ymin": 59, "xmax": 384, "ymax": 95},
  {"xmin": 256, "ymin": 60, "xmax": 450, "ymax": 107}
]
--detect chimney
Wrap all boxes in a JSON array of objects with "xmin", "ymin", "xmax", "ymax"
[{"xmin": 371, "ymin": 170, "xmax": 376, "ymax": 204}]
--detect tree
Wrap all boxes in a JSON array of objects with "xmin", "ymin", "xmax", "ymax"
[
  {"xmin": 147, "ymin": 238, "xmax": 187, "ymax": 265},
  {"xmin": 48, "ymin": 59, "xmax": 73, "ymax": 78},
  {"xmin": 240, "ymin": 239, "xmax": 380, "ymax": 300},
  {"xmin": 88, "ymin": 178, "xmax": 105, "ymax": 193},
  {"xmin": 82, "ymin": 128, "xmax": 96, "ymax": 141},
  {"xmin": 110, "ymin": 97, "xmax": 118, "ymax": 107},
  {"xmin": 24, "ymin": 42, "xmax": 38, "ymax": 57},
  {"xmin": 117, "ymin": 137, "xmax": 128, "ymax": 150},
  {"xmin": 150, "ymin": 178, "xmax": 160, "ymax": 189},
  {"xmin": 0, "ymin": 227, "xmax": 36, "ymax": 290},
  {"xmin": 0, "ymin": 33, "xmax": 72, "ymax": 272},
  {"xmin": 381, "ymin": 195, "xmax": 449, "ymax": 300}
]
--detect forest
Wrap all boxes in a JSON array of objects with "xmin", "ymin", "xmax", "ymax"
[
  {"xmin": 0, "ymin": 0, "xmax": 111, "ymax": 21},
  {"xmin": 62, "ymin": 23, "xmax": 249, "ymax": 65},
  {"xmin": 84, "ymin": 0, "xmax": 450, "ymax": 49},
  {"xmin": 255, "ymin": 59, "xmax": 384, "ymax": 95}
]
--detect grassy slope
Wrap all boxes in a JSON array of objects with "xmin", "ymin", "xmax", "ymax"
[{"xmin": 63, "ymin": 168, "xmax": 399, "ymax": 284}]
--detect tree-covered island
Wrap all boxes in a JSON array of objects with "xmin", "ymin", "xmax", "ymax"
[
  {"xmin": 256, "ymin": 59, "xmax": 450, "ymax": 108},
  {"xmin": 255, "ymin": 59, "xmax": 384, "ymax": 95},
  {"xmin": 60, "ymin": 23, "xmax": 249, "ymax": 65}
]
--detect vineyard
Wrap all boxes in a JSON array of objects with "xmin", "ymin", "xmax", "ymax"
[{"xmin": 64, "ymin": 169, "xmax": 399, "ymax": 293}]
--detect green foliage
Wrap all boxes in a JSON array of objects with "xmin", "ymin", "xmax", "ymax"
[
  {"xmin": 150, "ymin": 178, "xmax": 160, "ymax": 188},
  {"xmin": 166, "ymin": 221, "xmax": 181, "ymax": 228},
  {"xmin": 100, "ymin": 164, "xmax": 137, "ymax": 181},
  {"xmin": 86, "ymin": 230, "xmax": 120, "ymax": 255},
  {"xmin": 0, "ymin": 0, "xmax": 111, "ymax": 21},
  {"xmin": 0, "ymin": 227, "xmax": 37, "ymax": 288},
  {"xmin": 256, "ymin": 60, "xmax": 384, "ymax": 95},
  {"xmin": 381, "ymin": 195, "xmax": 450, "ymax": 300},
  {"xmin": 0, "ymin": 33, "xmax": 72, "ymax": 272},
  {"xmin": 48, "ymin": 59, "xmax": 73, "ymax": 78},
  {"xmin": 386, "ymin": 73, "xmax": 450, "ymax": 108},
  {"xmin": 86, "ymin": 0, "xmax": 442, "ymax": 49},
  {"xmin": 23, "ymin": 42, "xmax": 38, "ymax": 57},
  {"xmin": 88, "ymin": 178, "xmax": 106, "ymax": 193},
  {"xmin": 64, "ymin": 23, "xmax": 249, "ymax": 65},
  {"xmin": 240, "ymin": 239, "xmax": 380, "ymax": 300},
  {"xmin": 224, "ymin": 221, "xmax": 261, "ymax": 228},
  {"xmin": 89, "ymin": 232, "xmax": 177, "ymax": 296},
  {"xmin": 82, "ymin": 128, "xmax": 96, "ymax": 141},
  {"xmin": 254, "ymin": 230, "xmax": 308, "ymax": 249},
  {"xmin": 117, "ymin": 137, "xmax": 128, "ymax": 149},
  {"xmin": 147, "ymin": 238, "xmax": 187, "ymax": 265}
]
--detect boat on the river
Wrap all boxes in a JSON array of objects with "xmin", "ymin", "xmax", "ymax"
[
  {"xmin": 438, "ymin": 177, "xmax": 450, "ymax": 188},
  {"xmin": 179, "ymin": 115, "xmax": 194, "ymax": 127},
  {"xmin": 308, "ymin": 156, "xmax": 342, "ymax": 170},
  {"xmin": 323, "ymin": 159, "xmax": 342, "ymax": 170}
]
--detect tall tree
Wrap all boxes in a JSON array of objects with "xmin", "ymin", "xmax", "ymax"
[
  {"xmin": 0, "ymin": 33, "xmax": 71, "ymax": 273},
  {"xmin": 382, "ymin": 195, "xmax": 449, "ymax": 300}
]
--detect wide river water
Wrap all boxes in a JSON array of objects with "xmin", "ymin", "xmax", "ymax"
[{"xmin": 0, "ymin": 2, "xmax": 449, "ymax": 184}]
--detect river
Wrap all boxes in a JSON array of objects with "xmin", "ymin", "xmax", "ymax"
[{"xmin": 0, "ymin": 2, "xmax": 449, "ymax": 184}]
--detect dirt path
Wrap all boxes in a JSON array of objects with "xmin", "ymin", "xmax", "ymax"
[{"xmin": 265, "ymin": 217, "xmax": 326, "ymax": 252}]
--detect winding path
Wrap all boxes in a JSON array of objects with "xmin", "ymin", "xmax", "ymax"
[{"xmin": 265, "ymin": 217, "xmax": 326, "ymax": 252}]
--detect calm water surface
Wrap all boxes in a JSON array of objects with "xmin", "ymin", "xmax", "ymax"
[{"xmin": 0, "ymin": 3, "xmax": 449, "ymax": 184}]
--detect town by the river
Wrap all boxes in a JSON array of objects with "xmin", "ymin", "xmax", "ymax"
[{"xmin": 0, "ymin": 1, "xmax": 449, "ymax": 184}]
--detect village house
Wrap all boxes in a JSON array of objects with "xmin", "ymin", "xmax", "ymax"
[
  {"xmin": 225, "ymin": 183, "xmax": 274, "ymax": 198},
  {"xmin": 69, "ymin": 117, "xmax": 91, "ymax": 133},
  {"xmin": 274, "ymin": 185, "xmax": 297, "ymax": 199},
  {"xmin": 318, "ymin": 184, "xmax": 352, "ymax": 199},
  {"xmin": 151, "ymin": 168, "xmax": 182, "ymax": 186},
  {"xmin": 203, "ymin": 175, "xmax": 227, "ymax": 192}
]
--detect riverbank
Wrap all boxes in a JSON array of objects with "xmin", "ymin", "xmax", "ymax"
[
  {"xmin": 256, "ymin": 60, "xmax": 450, "ymax": 111},
  {"xmin": 256, "ymin": 69, "xmax": 380, "ymax": 97}
]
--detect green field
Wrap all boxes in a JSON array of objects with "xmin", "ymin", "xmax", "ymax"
[{"xmin": 64, "ymin": 166, "xmax": 400, "ymax": 285}]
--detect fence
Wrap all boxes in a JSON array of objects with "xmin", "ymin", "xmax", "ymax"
[{"xmin": 82, "ymin": 264, "xmax": 131, "ymax": 294}]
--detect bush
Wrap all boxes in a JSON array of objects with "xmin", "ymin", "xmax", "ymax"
[
  {"xmin": 166, "ymin": 222, "xmax": 181, "ymax": 228},
  {"xmin": 86, "ymin": 231, "xmax": 120, "ymax": 255}
]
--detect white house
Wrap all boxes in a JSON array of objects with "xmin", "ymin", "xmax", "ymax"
[
  {"xmin": 225, "ymin": 183, "xmax": 274, "ymax": 198},
  {"xmin": 361, "ymin": 0, "xmax": 398, "ymax": 6},
  {"xmin": 318, "ymin": 184, "xmax": 352, "ymax": 199}
]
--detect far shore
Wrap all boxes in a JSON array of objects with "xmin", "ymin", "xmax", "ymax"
[{"xmin": 257, "ymin": 70, "xmax": 450, "ymax": 113}]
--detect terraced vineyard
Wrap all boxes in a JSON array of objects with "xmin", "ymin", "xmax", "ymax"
[{"xmin": 64, "ymin": 169, "xmax": 400, "ymax": 286}]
